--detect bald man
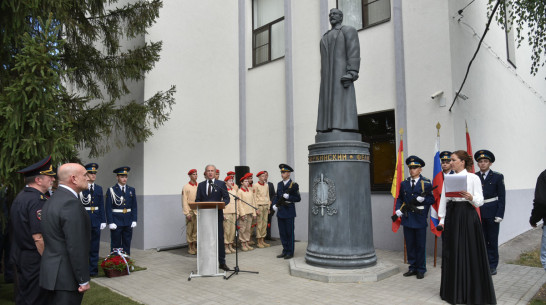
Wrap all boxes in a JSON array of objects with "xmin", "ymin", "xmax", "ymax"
[{"xmin": 40, "ymin": 164, "xmax": 91, "ymax": 304}]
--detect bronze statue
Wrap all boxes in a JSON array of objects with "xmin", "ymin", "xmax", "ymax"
[{"xmin": 316, "ymin": 9, "xmax": 361, "ymax": 133}]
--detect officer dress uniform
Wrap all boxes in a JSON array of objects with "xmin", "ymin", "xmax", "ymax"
[
  {"xmin": 182, "ymin": 169, "xmax": 198, "ymax": 255},
  {"xmin": 253, "ymin": 171, "xmax": 271, "ymax": 248},
  {"xmin": 395, "ymin": 156, "xmax": 435, "ymax": 276},
  {"xmin": 475, "ymin": 150, "xmax": 505, "ymax": 273},
  {"xmin": 273, "ymin": 164, "xmax": 301, "ymax": 259},
  {"xmin": 10, "ymin": 156, "xmax": 54, "ymax": 305},
  {"xmin": 80, "ymin": 163, "xmax": 105, "ymax": 276},
  {"xmin": 105, "ymin": 167, "xmax": 138, "ymax": 255}
]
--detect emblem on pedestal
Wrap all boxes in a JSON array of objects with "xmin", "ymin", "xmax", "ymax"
[{"xmin": 312, "ymin": 173, "xmax": 337, "ymax": 216}]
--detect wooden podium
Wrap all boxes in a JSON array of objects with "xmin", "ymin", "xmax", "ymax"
[{"xmin": 188, "ymin": 201, "xmax": 225, "ymax": 280}]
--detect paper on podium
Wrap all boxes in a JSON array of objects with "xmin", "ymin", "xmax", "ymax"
[{"xmin": 444, "ymin": 175, "xmax": 467, "ymax": 197}]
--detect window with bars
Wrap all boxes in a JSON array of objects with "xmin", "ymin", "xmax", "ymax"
[
  {"xmin": 253, "ymin": 0, "xmax": 285, "ymax": 67},
  {"xmin": 337, "ymin": 0, "xmax": 391, "ymax": 30}
]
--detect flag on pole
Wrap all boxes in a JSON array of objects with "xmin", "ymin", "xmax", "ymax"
[
  {"xmin": 465, "ymin": 121, "xmax": 481, "ymax": 219},
  {"xmin": 465, "ymin": 121, "xmax": 475, "ymax": 173},
  {"xmin": 431, "ymin": 123, "xmax": 443, "ymax": 237},
  {"xmin": 391, "ymin": 129, "xmax": 404, "ymax": 233}
]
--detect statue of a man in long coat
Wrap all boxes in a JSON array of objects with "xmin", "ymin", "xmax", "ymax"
[{"xmin": 316, "ymin": 9, "xmax": 361, "ymax": 133}]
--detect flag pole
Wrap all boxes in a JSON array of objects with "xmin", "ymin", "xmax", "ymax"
[{"xmin": 434, "ymin": 122, "xmax": 441, "ymax": 267}]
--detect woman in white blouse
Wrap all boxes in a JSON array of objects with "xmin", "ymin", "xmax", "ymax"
[{"xmin": 437, "ymin": 150, "xmax": 496, "ymax": 305}]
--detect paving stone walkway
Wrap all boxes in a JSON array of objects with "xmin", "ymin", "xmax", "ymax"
[{"xmin": 93, "ymin": 228, "xmax": 546, "ymax": 305}]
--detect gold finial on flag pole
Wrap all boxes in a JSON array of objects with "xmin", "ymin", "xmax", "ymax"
[
  {"xmin": 399, "ymin": 128, "xmax": 404, "ymax": 135},
  {"xmin": 465, "ymin": 120, "xmax": 468, "ymax": 132},
  {"xmin": 436, "ymin": 122, "xmax": 441, "ymax": 137}
]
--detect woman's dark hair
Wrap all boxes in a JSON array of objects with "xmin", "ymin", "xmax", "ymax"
[{"xmin": 452, "ymin": 150, "xmax": 473, "ymax": 171}]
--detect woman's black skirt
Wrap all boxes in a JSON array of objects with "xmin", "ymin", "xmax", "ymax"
[{"xmin": 440, "ymin": 201, "xmax": 496, "ymax": 305}]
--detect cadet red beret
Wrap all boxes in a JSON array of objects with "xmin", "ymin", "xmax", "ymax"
[
  {"xmin": 188, "ymin": 169, "xmax": 197, "ymax": 175},
  {"xmin": 256, "ymin": 171, "xmax": 265, "ymax": 177},
  {"xmin": 216, "ymin": 169, "xmax": 220, "ymax": 173},
  {"xmin": 227, "ymin": 171, "xmax": 235, "ymax": 176},
  {"xmin": 224, "ymin": 176, "xmax": 233, "ymax": 182}
]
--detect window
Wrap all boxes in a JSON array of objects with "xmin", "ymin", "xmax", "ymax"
[
  {"xmin": 337, "ymin": 0, "xmax": 391, "ymax": 30},
  {"xmin": 252, "ymin": 0, "xmax": 285, "ymax": 67},
  {"xmin": 358, "ymin": 110, "xmax": 396, "ymax": 192},
  {"xmin": 504, "ymin": 2, "xmax": 516, "ymax": 67}
]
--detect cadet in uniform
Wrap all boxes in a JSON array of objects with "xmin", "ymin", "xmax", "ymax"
[
  {"xmin": 223, "ymin": 176, "xmax": 237, "ymax": 254},
  {"xmin": 105, "ymin": 167, "xmax": 138, "ymax": 255},
  {"xmin": 475, "ymin": 150, "xmax": 505, "ymax": 275},
  {"xmin": 272, "ymin": 164, "xmax": 301, "ymax": 259},
  {"xmin": 80, "ymin": 163, "xmax": 106, "ymax": 276},
  {"xmin": 226, "ymin": 171, "xmax": 238, "ymax": 192},
  {"xmin": 254, "ymin": 171, "xmax": 271, "ymax": 248},
  {"xmin": 181, "ymin": 169, "xmax": 198, "ymax": 255},
  {"xmin": 395, "ymin": 156, "xmax": 435, "ymax": 279},
  {"xmin": 10, "ymin": 156, "xmax": 55, "ymax": 305},
  {"xmin": 237, "ymin": 174, "xmax": 256, "ymax": 251},
  {"xmin": 440, "ymin": 151, "xmax": 455, "ymax": 175}
]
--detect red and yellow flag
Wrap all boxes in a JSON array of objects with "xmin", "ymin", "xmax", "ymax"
[
  {"xmin": 465, "ymin": 121, "xmax": 481, "ymax": 219},
  {"xmin": 391, "ymin": 129, "xmax": 404, "ymax": 232}
]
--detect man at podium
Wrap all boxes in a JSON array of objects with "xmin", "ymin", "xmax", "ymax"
[{"xmin": 195, "ymin": 164, "xmax": 231, "ymax": 271}]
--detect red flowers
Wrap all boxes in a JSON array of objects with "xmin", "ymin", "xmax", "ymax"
[{"xmin": 101, "ymin": 252, "xmax": 135, "ymax": 272}]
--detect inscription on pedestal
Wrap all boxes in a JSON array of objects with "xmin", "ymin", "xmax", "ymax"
[{"xmin": 308, "ymin": 153, "xmax": 370, "ymax": 163}]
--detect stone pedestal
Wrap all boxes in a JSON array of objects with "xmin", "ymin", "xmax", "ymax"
[{"xmin": 305, "ymin": 131, "xmax": 376, "ymax": 268}]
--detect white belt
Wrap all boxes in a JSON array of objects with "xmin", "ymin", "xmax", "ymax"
[
  {"xmin": 483, "ymin": 197, "xmax": 498, "ymax": 204},
  {"xmin": 85, "ymin": 207, "xmax": 99, "ymax": 211},
  {"xmin": 113, "ymin": 208, "xmax": 132, "ymax": 213},
  {"xmin": 415, "ymin": 206, "xmax": 424, "ymax": 210}
]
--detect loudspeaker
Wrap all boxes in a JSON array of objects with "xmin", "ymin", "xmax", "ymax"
[{"xmin": 234, "ymin": 166, "xmax": 249, "ymax": 187}]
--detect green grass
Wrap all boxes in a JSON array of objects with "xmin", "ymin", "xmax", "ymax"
[
  {"xmin": 510, "ymin": 247, "xmax": 543, "ymax": 268},
  {"xmin": 0, "ymin": 259, "xmax": 146, "ymax": 305},
  {"xmin": 508, "ymin": 247, "xmax": 546, "ymax": 305}
]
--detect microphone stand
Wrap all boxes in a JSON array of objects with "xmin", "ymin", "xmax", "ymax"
[{"xmin": 210, "ymin": 183, "xmax": 259, "ymax": 280}]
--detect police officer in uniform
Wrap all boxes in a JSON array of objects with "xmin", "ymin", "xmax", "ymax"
[
  {"xmin": 440, "ymin": 151, "xmax": 455, "ymax": 175},
  {"xmin": 10, "ymin": 156, "xmax": 55, "ymax": 305},
  {"xmin": 475, "ymin": 150, "xmax": 505, "ymax": 275},
  {"xmin": 80, "ymin": 163, "xmax": 106, "ymax": 276},
  {"xmin": 395, "ymin": 156, "xmax": 435, "ymax": 279},
  {"xmin": 105, "ymin": 167, "xmax": 138, "ymax": 255},
  {"xmin": 272, "ymin": 164, "xmax": 301, "ymax": 259}
]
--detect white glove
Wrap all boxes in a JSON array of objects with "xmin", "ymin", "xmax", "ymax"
[
  {"xmin": 100, "ymin": 223, "xmax": 106, "ymax": 230},
  {"xmin": 494, "ymin": 217, "xmax": 503, "ymax": 223},
  {"xmin": 109, "ymin": 223, "xmax": 117, "ymax": 230},
  {"xmin": 416, "ymin": 196, "xmax": 425, "ymax": 203},
  {"xmin": 395, "ymin": 210, "xmax": 403, "ymax": 217},
  {"xmin": 272, "ymin": 205, "xmax": 278, "ymax": 212},
  {"xmin": 283, "ymin": 193, "xmax": 289, "ymax": 199},
  {"xmin": 131, "ymin": 221, "xmax": 137, "ymax": 228}
]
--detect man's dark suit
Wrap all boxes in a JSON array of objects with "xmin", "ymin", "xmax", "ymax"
[
  {"xmin": 40, "ymin": 186, "xmax": 91, "ymax": 305},
  {"xmin": 195, "ymin": 179, "xmax": 230, "ymax": 265},
  {"xmin": 266, "ymin": 182, "xmax": 276, "ymax": 239}
]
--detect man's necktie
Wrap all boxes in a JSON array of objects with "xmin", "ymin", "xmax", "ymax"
[
  {"xmin": 122, "ymin": 186, "xmax": 125, "ymax": 194},
  {"xmin": 411, "ymin": 179, "xmax": 415, "ymax": 189},
  {"xmin": 90, "ymin": 185, "xmax": 94, "ymax": 194},
  {"xmin": 208, "ymin": 181, "xmax": 212, "ymax": 196}
]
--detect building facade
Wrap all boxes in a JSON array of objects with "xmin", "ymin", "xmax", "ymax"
[{"xmin": 87, "ymin": 0, "xmax": 546, "ymax": 252}]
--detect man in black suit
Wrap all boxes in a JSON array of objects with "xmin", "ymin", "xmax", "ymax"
[
  {"xmin": 195, "ymin": 164, "xmax": 230, "ymax": 271},
  {"xmin": 40, "ymin": 163, "xmax": 91, "ymax": 304}
]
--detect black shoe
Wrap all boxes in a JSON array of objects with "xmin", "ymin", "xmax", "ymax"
[
  {"xmin": 490, "ymin": 268, "xmax": 497, "ymax": 275},
  {"xmin": 277, "ymin": 253, "xmax": 286, "ymax": 258},
  {"xmin": 416, "ymin": 273, "xmax": 424, "ymax": 279},
  {"xmin": 219, "ymin": 263, "xmax": 230, "ymax": 271},
  {"xmin": 284, "ymin": 254, "xmax": 294, "ymax": 259},
  {"xmin": 403, "ymin": 270, "xmax": 417, "ymax": 277}
]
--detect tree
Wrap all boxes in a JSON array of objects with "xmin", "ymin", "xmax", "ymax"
[
  {"xmin": 0, "ymin": 0, "xmax": 176, "ymax": 202},
  {"xmin": 489, "ymin": 0, "xmax": 546, "ymax": 76}
]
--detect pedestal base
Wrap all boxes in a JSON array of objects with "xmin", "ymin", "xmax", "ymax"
[{"xmin": 289, "ymin": 257, "xmax": 399, "ymax": 283}]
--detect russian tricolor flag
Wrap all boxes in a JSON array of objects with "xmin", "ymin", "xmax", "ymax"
[{"xmin": 431, "ymin": 136, "xmax": 443, "ymax": 237}]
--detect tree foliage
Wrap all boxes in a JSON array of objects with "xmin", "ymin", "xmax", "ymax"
[
  {"xmin": 489, "ymin": 0, "xmax": 546, "ymax": 76},
  {"xmin": 0, "ymin": 0, "xmax": 176, "ymax": 201}
]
